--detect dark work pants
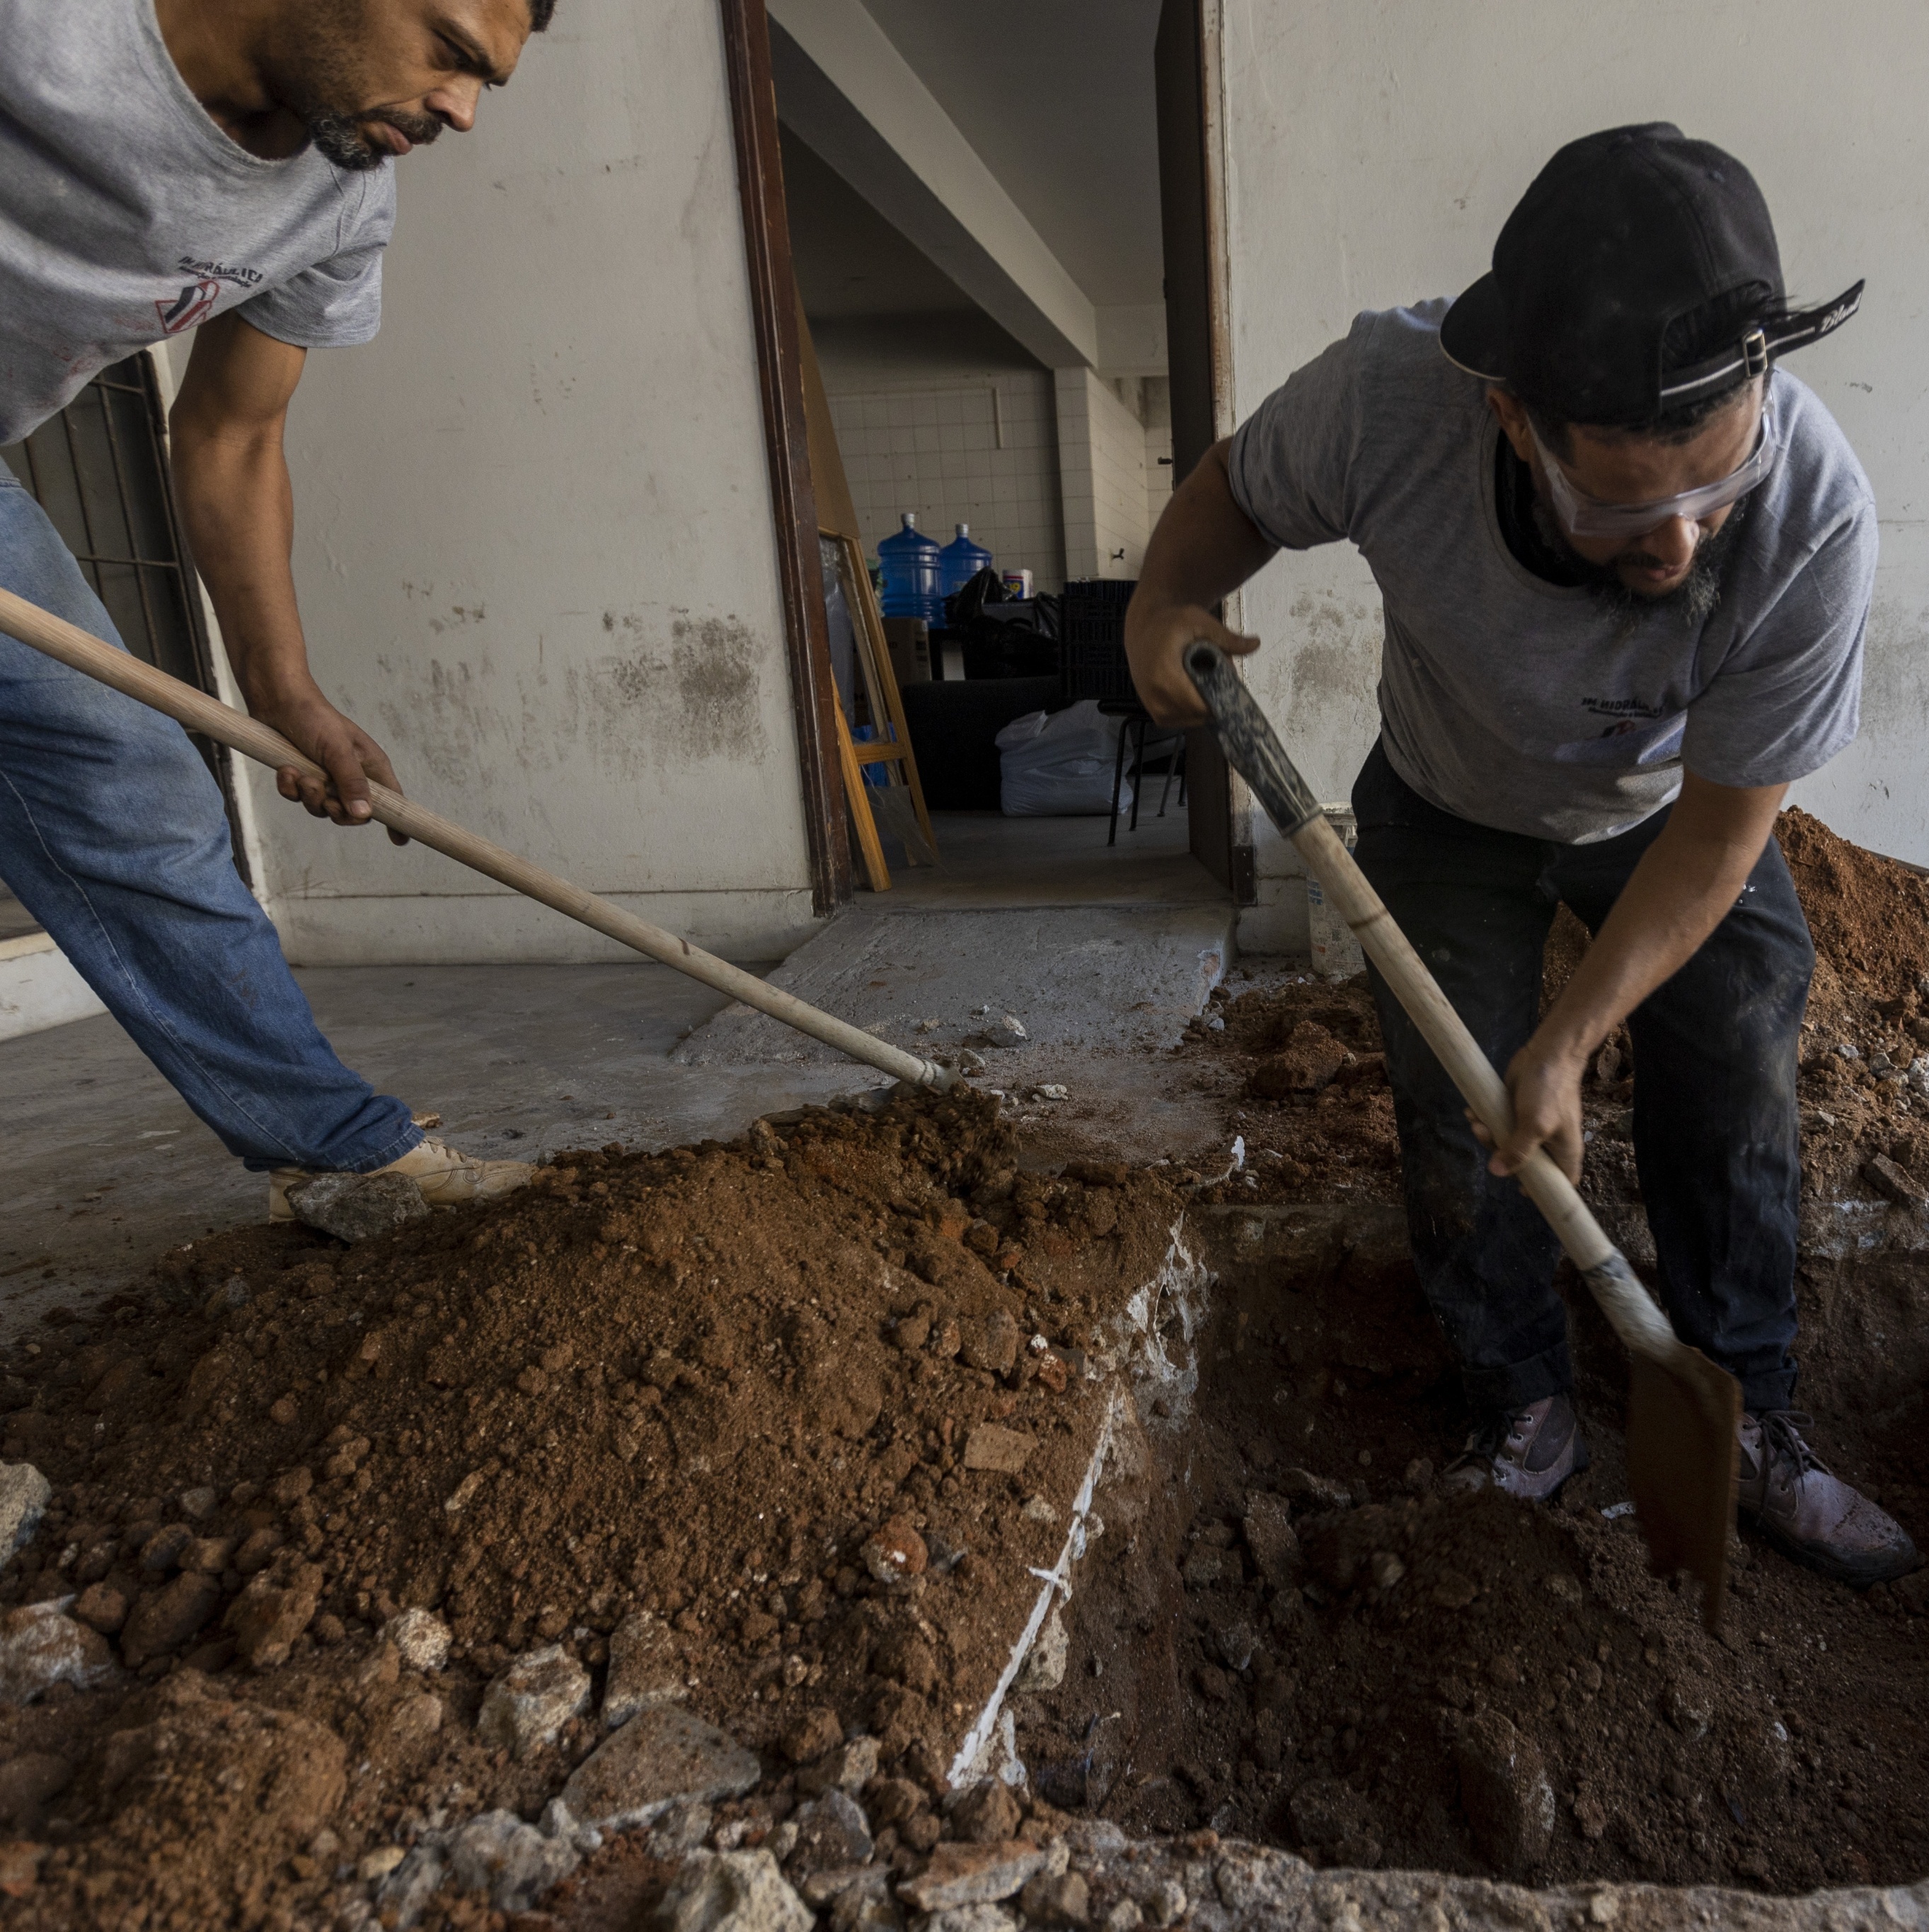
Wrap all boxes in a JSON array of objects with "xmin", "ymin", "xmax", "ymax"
[{"xmin": 1350, "ymin": 741, "xmax": 1811, "ymax": 1416}]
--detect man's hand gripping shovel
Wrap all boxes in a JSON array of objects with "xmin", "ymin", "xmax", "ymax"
[{"xmin": 1184, "ymin": 640, "xmax": 1741, "ymax": 1629}]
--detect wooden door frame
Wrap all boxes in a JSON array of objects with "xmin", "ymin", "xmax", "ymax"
[
  {"xmin": 1156, "ymin": 0, "xmax": 1253, "ymax": 904},
  {"xmin": 718, "ymin": 0, "xmax": 851, "ymax": 916}
]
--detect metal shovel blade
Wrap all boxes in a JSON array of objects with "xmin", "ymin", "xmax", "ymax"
[{"xmin": 1626, "ymin": 1344, "xmax": 1742, "ymax": 1628}]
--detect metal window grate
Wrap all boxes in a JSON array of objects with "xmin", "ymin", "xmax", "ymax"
[
  {"xmin": 3, "ymin": 352, "xmax": 216, "ymax": 690},
  {"xmin": 4, "ymin": 351, "xmax": 251, "ymax": 892}
]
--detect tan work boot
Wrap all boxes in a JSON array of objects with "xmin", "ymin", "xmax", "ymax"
[
  {"xmin": 1737, "ymin": 1410, "xmax": 1919, "ymax": 1586},
  {"xmin": 1443, "ymin": 1393, "xmax": 1588, "ymax": 1501},
  {"xmin": 270, "ymin": 1137, "xmax": 536, "ymax": 1221}
]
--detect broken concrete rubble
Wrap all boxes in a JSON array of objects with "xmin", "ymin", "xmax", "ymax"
[
  {"xmin": 0, "ymin": 1601, "xmax": 111, "ymax": 1703},
  {"xmin": 0, "ymin": 1466, "xmax": 50, "ymax": 1561},
  {"xmin": 562, "ymin": 1701, "xmax": 761, "ymax": 1830},
  {"xmin": 476, "ymin": 1643, "xmax": 590, "ymax": 1759}
]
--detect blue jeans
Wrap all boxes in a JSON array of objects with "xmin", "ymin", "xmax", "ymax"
[
  {"xmin": 0, "ymin": 473, "xmax": 418, "ymax": 1174},
  {"xmin": 1352, "ymin": 740, "xmax": 1810, "ymax": 1416}
]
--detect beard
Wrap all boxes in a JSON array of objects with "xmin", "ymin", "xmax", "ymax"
[
  {"xmin": 280, "ymin": 0, "xmax": 444, "ymax": 171},
  {"xmin": 306, "ymin": 103, "xmax": 443, "ymax": 171},
  {"xmin": 1532, "ymin": 494, "xmax": 1748, "ymax": 640}
]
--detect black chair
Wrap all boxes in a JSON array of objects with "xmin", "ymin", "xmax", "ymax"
[{"xmin": 1100, "ymin": 699, "xmax": 1187, "ymax": 846}]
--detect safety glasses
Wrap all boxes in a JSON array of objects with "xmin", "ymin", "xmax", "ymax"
[{"xmin": 1529, "ymin": 397, "xmax": 1780, "ymax": 540}]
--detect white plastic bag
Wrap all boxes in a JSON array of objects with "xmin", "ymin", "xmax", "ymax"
[{"xmin": 996, "ymin": 701, "xmax": 1131, "ymax": 817}]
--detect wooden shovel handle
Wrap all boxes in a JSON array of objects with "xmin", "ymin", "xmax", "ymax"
[
  {"xmin": 1184, "ymin": 642, "xmax": 1681, "ymax": 1361},
  {"xmin": 0, "ymin": 584, "xmax": 953, "ymax": 1095}
]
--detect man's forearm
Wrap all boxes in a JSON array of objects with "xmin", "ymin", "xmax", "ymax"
[
  {"xmin": 1538, "ymin": 777, "xmax": 1788, "ymax": 1069},
  {"xmin": 1135, "ymin": 442, "xmax": 1277, "ymax": 612},
  {"xmin": 169, "ymin": 422, "xmax": 317, "ymax": 712},
  {"xmin": 1124, "ymin": 441, "xmax": 1278, "ymax": 722}
]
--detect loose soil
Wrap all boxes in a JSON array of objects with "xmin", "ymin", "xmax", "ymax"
[
  {"xmin": 0, "ymin": 807, "xmax": 1924, "ymax": 1927},
  {"xmin": 1022, "ymin": 1208, "xmax": 1929, "ymax": 1895},
  {"xmin": 1179, "ymin": 806, "xmax": 1929, "ymax": 1209},
  {"xmin": 0, "ymin": 1093, "xmax": 1180, "ymax": 1928}
]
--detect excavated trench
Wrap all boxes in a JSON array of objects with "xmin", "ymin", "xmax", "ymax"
[{"xmin": 1012, "ymin": 1199, "xmax": 1929, "ymax": 1899}]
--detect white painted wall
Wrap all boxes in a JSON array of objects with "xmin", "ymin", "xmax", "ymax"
[
  {"xmin": 1218, "ymin": 0, "xmax": 1929, "ymax": 912},
  {"xmin": 252, "ymin": 0, "xmax": 818, "ymax": 965},
  {"xmin": 1056, "ymin": 368, "xmax": 1154, "ymax": 581}
]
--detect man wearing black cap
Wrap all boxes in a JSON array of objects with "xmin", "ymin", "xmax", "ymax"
[{"xmin": 1126, "ymin": 124, "xmax": 1918, "ymax": 1585}]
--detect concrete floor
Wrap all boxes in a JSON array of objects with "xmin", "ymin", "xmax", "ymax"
[{"xmin": 0, "ymin": 810, "xmax": 1237, "ymax": 1330}]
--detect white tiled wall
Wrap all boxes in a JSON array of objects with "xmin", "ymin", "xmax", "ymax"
[
  {"xmin": 1055, "ymin": 367, "xmax": 1153, "ymax": 580},
  {"xmin": 1143, "ymin": 375, "xmax": 1175, "ymax": 534},
  {"xmin": 826, "ymin": 373, "xmax": 1067, "ymax": 592}
]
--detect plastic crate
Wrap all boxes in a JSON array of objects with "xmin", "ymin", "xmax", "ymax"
[{"xmin": 1059, "ymin": 580, "xmax": 1138, "ymax": 702}]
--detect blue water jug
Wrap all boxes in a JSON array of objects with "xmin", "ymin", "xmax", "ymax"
[
  {"xmin": 938, "ymin": 522, "xmax": 993, "ymax": 598},
  {"xmin": 877, "ymin": 512, "xmax": 943, "ymax": 624}
]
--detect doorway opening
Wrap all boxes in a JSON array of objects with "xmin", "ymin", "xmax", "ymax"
[{"xmin": 749, "ymin": 0, "xmax": 1238, "ymax": 919}]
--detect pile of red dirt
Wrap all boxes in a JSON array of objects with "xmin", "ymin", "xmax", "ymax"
[
  {"xmin": 1180, "ymin": 807, "xmax": 1929, "ymax": 1209},
  {"xmin": 0, "ymin": 1094, "xmax": 1180, "ymax": 1928}
]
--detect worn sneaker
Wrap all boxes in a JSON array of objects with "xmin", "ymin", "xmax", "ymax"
[
  {"xmin": 269, "ymin": 1136, "xmax": 536, "ymax": 1221},
  {"xmin": 1443, "ymin": 1393, "xmax": 1589, "ymax": 1501},
  {"xmin": 1737, "ymin": 1410, "xmax": 1919, "ymax": 1586}
]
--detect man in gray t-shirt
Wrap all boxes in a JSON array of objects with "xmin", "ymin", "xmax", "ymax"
[
  {"xmin": 1127, "ymin": 125, "xmax": 1917, "ymax": 1587},
  {"xmin": 0, "ymin": 0, "xmax": 556, "ymax": 1214}
]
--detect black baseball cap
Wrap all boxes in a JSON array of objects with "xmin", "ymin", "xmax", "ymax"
[{"xmin": 1440, "ymin": 123, "xmax": 1862, "ymax": 422}]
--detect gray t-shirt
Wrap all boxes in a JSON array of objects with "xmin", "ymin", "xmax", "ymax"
[
  {"xmin": 1228, "ymin": 301, "xmax": 1875, "ymax": 842},
  {"xmin": 0, "ymin": 0, "xmax": 394, "ymax": 446}
]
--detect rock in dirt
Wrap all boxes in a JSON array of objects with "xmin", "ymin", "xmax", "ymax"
[
  {"xmin": 781, "ymin": 1705, "xmax": 845, "ymax": 1765},
  {"xmin": 605, "ymin": 1609, "xmax": 688, "ymax": 1727},
  {"xmin": 1020, "ymin": 1869, "xmax": 1089, "ymax": 1927},
  {"xmin": 224, "ymin": 1567, "xmax": 321, "ymax": 1669},
  {"xmin": 1279, "ymin": 1467, "xmax": 1354, "ymax": 1512},
  {"xmin": 1285, "ymin": 1777, "xmax": 1381, "ymax": 1865},
  {"xmin": 381, "ymin": 1606, "xmax": 451, "ymax": 1672},
  {"xmin": 923, "ymin": 1909, "xmax": 1018, "ymax": 1932},
  {"xmin": 796, "ymin": 1735, "xmax": 879, "ymax": 1798},
  {"xmin": 1862, "ymin": 1153, "xmax": 1929, "ymax": 1210},
  {"xmin": 962, "ymin": 1423, "xmax": 1035, "ymax": 1475},
  {"xmin": 74, "ymin": 1677, "xmax": 347, "ymax": 1922},
  {"xmin": 655, "ymin": 1848, "xmax": 813, "ymax": 1932},
  {"xmin": 1248, "ymin": 1021, "xmax": 1352, "ymax": 1098},
  {"xmin": 285, "ymin": 1169, "xmax": 430, "ymax": 1242},
  {"xmin": 445, "ymin": 1807, "xmax": 581, "ymax": 1912},
  {"xmin": 0, "ymin": 1752, "xmax": 74, "ymax": 1827},
  {"xmin": 1455, "ymin": 1710, "xmax": 1555, "ymax": 1872},
  {"xmin": 0, "ymin": 1465, "xmax": 50, "ymax": 1560},
  {"xmin": 377, "ymin": 1843, "xmax": 448, "ymax": 1927},
  {"xmin": 950, "ymin": 1778, "xmax": 1021, "ymax": 1844},
  {"xmin": 563, "ymin": 1702, "xmax": 760, "ymax": 1830},
  {"xmin": 898, "ymin": 1840, "xmax": 1045, "ymax": 1911},
  {"xmin": 71, "ymin": 1583, "xmax": 128, "ymax": 1635},
  {"xmin": 477, "ymin": 1643, "xmax": 591, "ymax": 1759},
  {"xmin": 118, "ymin": 1572, "xmax": 221, "ymax": 1666},
  {"xmin": 960, "ymin": 1311, "xmax": 1020, "ymax": 1374},
  {"xmin": 862, "ymin": 1517, "xmax": 928, "ymax": 1585},
  {"xmin": 1242, "ymin": 1493, "xmax": 1301, "ymax": 1589},
  {"xmin": 1013, "ymin": 1605, "xmax": 1069, "ymax": 1692},
  {"xmin": 786, "ymin": 1788, "xmax": 873, "ymax": 1873},
  {"xmin": 0, "ymin": 1603, "xmax": 112, "ymax": 1703}
]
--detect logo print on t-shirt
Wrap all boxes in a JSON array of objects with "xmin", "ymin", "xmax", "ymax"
[{"xmin": 155, "ymin": 277, "xmax": 223, "ymax": 334}]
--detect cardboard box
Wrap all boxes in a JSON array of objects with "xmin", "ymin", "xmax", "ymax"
[{"xmin": 882, "ymin": 617, "xmax": 932, "ymax": 687}]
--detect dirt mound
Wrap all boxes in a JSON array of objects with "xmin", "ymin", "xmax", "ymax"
[
  {"xmin": 0, "ymin": 1094, "xmax": 1180, "ymax": 1927},
  {"xmin": 1183, "ymin": 807, "xmax": 1929, "ymax": 1209},
  {"xmin": 1778, "ymin": 806, "xmax": 1929, "ymax": 997}
]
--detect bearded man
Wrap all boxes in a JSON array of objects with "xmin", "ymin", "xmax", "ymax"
[
  {"xmin": 1, "ymin": 0, "xmax": 545, "ymax": 1212},
  {"xmin": 1128, "ymin": 125, "xmax": 1917, "ymax": 1586}
]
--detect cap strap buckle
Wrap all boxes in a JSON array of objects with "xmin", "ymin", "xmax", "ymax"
[{"xmin": 1741, "ymin": 328, "xmax": 1769, "ymax": 380}]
